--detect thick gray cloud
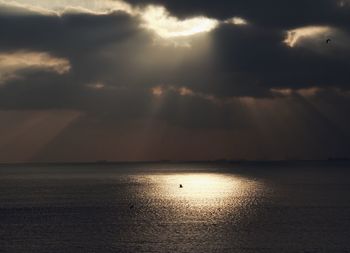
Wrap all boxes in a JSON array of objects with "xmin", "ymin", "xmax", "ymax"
[{"xmin": 0, "ymin": 12, "xmax": 142, "ymax": 54}]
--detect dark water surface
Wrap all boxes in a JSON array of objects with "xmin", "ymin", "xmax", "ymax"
[{"xmin": 1, "ymin": 162, "xmax": 350, "ymax": 253}]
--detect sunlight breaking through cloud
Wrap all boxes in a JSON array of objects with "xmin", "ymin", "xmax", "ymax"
[
  {"xmin": 284, "ymin": 26, "xmax": 331, "ymax": 47},
  {"xmin": 0, "ymin": 0, "xmax": 220, "ymax": 40},
  {"xmin": 140, "ymin": 5, "xmax": 219, "ymax": 38}
]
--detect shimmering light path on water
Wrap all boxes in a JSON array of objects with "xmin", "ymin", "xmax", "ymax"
[{"xmin": 0, "ymin": 162, "xmax": 350, "ymax": 253}]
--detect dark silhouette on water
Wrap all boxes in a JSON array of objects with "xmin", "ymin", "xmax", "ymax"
[
  {"xmin": 326, "ymin": 38, "xmax": 331, "ymax": 43},
  {"xmin": 179, "ymin": 184, "xmax": 183, "ymax": 188}
]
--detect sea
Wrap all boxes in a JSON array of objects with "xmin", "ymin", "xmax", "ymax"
[{"xmin": 0, "ymin": 161, "xmax": 350, "ymax": 253}]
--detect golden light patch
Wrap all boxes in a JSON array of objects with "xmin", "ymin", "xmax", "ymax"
[{"xmin": 142, "ymin": 173, "xmax": 257, "ymax": 203}]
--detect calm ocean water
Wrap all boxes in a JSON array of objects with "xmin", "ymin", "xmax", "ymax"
[{"xmin": 1, "ymin": 162, "xmax": 350, "ymax": 253}]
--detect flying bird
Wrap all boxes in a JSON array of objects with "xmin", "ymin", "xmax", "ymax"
[
  {"xmin": 129, "ymin": 204, "xmax": 134, "ymax": 210},
  {"xmin": 179, "ymin": 184, "xmax": 183, "ymax": 188},
  {"xmin": 326, "ymin": 38, "xmax": 331, "ymax": 44}
]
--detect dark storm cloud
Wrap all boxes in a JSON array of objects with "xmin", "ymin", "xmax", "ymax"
[{"xmin": 125, "ymin": 0, "xmax": 350, "ymax": 29}]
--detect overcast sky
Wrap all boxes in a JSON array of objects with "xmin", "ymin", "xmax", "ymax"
[{"xmin": 0, "ymin": 0, "xmax": 349, "ymax": 162}]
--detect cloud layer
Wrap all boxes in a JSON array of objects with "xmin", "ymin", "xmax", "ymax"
[{"xmin": 0, "ymin": 0, "xmax": 349, "ymax": 161}]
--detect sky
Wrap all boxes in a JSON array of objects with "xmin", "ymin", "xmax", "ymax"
[{"xmin": 0, "ymin": 0, "xmax": 350, "ymax": 162}]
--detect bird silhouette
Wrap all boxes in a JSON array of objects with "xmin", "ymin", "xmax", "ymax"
[
  {"xmin": 326, "ymin": 38, "xmax": 331, "ymax": 44},
  {"xmin": 179, "ymin": 184, "xmax": 183, "ymax": 188},
  {"xmin": 129, "ymin": 204, "xmax": 134, "ymax": 209}
]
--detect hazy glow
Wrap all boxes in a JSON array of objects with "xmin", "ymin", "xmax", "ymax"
[
  {"xmin": 284, "ymin": 26, "xmax": 331, "ymax": 47},
  {"xmin": 0, "ymin": 110, "xmax": 81, "ymax": 162},
  {"xmin": 140, "ymin": 6, "xmax": 219, "ymax": 38},
  {"xmin": 87, "ymin": 82, "xmax": 105, "ymax": 90},
  {"xmin": 151, "ymin": 86, "xmax": 164, "ymax": 96},
  {"xmin": 178, "ymin": 87, "xmax": 195, "ymax": 96},
  {"xmin": 338, "ymin": 0, "xmax": 350, "ymax": 7},
  {"xmin": 225, "ymin": 17, "xmax": 248, "ymax": 25},
  {"xmin": 0, "ymin": 51, "xmax": 70, "ymax": 84}
]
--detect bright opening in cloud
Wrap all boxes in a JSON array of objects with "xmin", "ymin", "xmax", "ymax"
[
  {"xmin": 284, "ymin": 26, "xmax": 331, "ymax": 47},
  {"xmin": 140, "ymin": 6, "xmax": 219, "ymax": 38},
  {"xmin": 0, "ymin": 51, "xmax": 71, "ymax": 84}
]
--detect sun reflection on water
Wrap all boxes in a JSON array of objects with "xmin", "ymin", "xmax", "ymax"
[{"xmin": 138, "ymin": 173, "xmax": 262, "ymax": 210}]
